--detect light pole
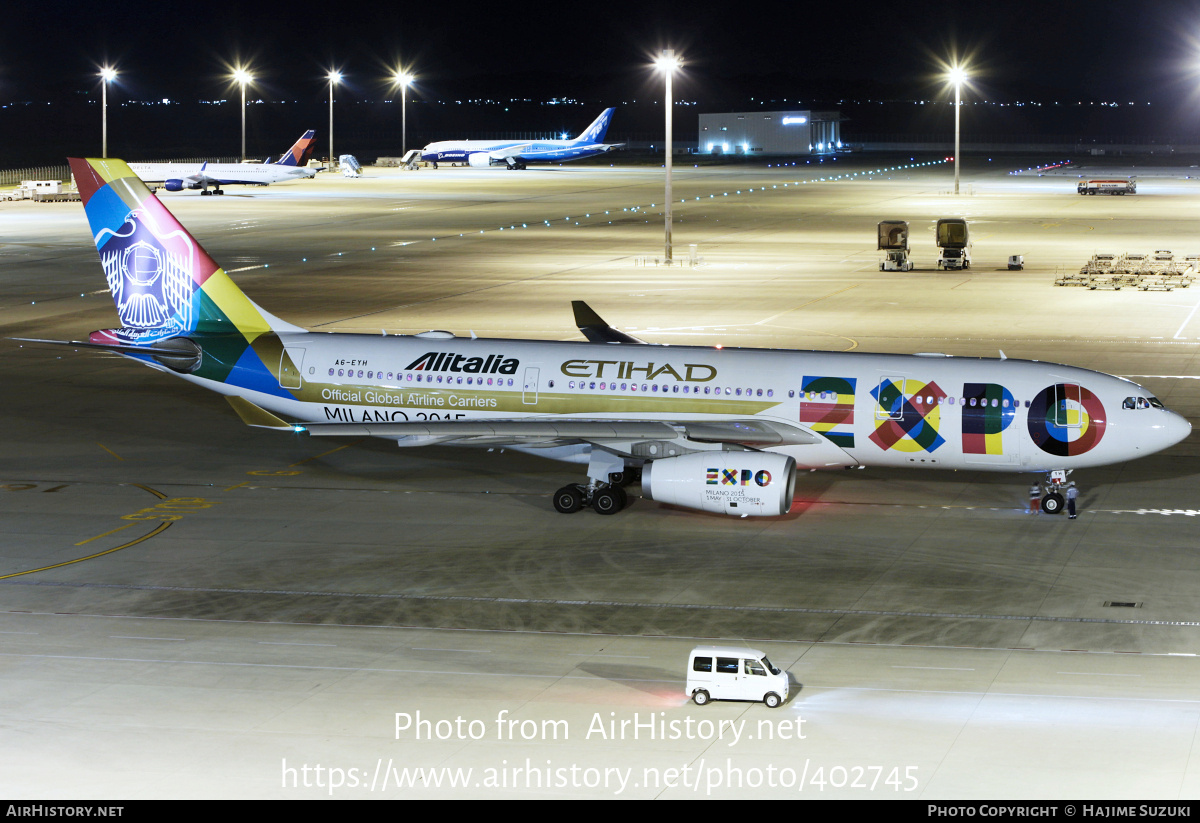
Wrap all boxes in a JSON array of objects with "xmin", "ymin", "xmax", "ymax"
[
  {"xmin": 655, "ymin": 49, "xmax": 680, "ymax": 262},
  {"xmin": 99, "ymin": 67, "xmax": 117, "ymax": 158},
  {"xmin": 393, "ymin": 71, "xmax": 414, "ymax": 156},
  {"xmin": 949, "ymin": 65, "xmax": 967, "ymax": 194},
  {"xmin": 328, "ymin": 70, "xmax": 342, "ymax": 169},
  {"xmin": 233, "ymin": 67, "xmax": 253, "ymax": 162}
]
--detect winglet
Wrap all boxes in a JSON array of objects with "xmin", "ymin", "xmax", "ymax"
[{"xmin": 571, "ymin": 301, "xmax": 646, "ymax": 344}]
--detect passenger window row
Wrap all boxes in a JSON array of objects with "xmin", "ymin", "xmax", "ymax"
[
  {"xmin": 566, "ymin": 381, "xmax": 775, "ymax": 397},
  {"xmin": 327, "ymin": 368, "xmax": 515, "ymax": 387},
  {"xmin": 788, "ymin": 389, "xmax": 1030, "ymax": 408}
]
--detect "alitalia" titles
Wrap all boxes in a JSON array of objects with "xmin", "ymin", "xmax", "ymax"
[{"xmin": 405, "ymin": 352, "xmax": 519, "ymax": 374}]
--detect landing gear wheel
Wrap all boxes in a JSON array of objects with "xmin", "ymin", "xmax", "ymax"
[
  {"xmin": 592, "ymin": 487, "xmax": 625, "ymax": 515},
  {"xmin": 553, "ymin": 485, "xmax": 584, "ymax": 514},
  {"xmin": 764, "ymin": 692, "xmax": 782, "ymax": 708},
  {"xmin": 1042, "ymin": 492, "xmax": 1065, "ymax": 515},
  {"xmin": 692, "ymin": 690, "xmax": 710, "ymax": 706}
]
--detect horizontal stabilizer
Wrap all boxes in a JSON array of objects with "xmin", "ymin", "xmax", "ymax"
[{"xmin": 226, "ymin": 396, "xmax": 295, "ymax": 430}]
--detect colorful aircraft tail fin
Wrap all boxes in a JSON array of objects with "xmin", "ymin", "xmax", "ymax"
[
  {"xmin": 273, "ymin": 130, "xmax": 317, "ymax": 166},
  {"xmin": 68, "ymin": 157, "xmax": 304, "ymax": 346},
  {"xmin": 572, "ymin": 108, "xmax": 615, "ymax": 145}
]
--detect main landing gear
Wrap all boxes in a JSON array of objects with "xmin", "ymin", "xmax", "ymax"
[
  {"xmin": 553, "ymin": 451, "xmax": 638, "ymax": 515},
  {"xmin": 553, "ymin": 481, "xmax": 629, "ymax": 515}
]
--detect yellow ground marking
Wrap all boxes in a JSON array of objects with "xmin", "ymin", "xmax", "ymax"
[
  {"xmin": 287, "ymin": 441, "xmax": 359, "ymax": 468},
  {"xmin": 0, "ymin": 484, "xmax": 176, "ymax": 579},
  {"xmin": 74, "ymin": 522, "xmax": 137, "ymax": 545},
  {"xmin": 1, "ymin": 523, "xmax": 170, "ymax": 580},
  {"xmin": 97, "ymin": 443, "xmax": 124, "ymax": 461}
]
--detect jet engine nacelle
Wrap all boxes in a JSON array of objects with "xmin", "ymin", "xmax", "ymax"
[
  {"xmin": 163, "ymin": 179, "xmax": 199, "ymax": 192},
  {"xmin": 467, "ymin": 152, "xmax": 496, "ymax": 168},
  {"xmin": 641, "ymin": 452, "xmax": 797, "ymax": 517}
]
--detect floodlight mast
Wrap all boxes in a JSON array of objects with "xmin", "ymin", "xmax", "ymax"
[
  {"xmin": 949, "ymin": 65, "xmax": 967, "ymax": 195},
  {"xmin": 99, "ymin": 67, "xmax": 117, "ymax": 158},
  {"xmin": 233, "ymin": 67, "xmax": 253, "ymax": 162},
  {"xmin": 656, "ymin": 50, "xmax": 681, "ymax": 261},
  {"xmin": 328, "ymin": 70, "xmax": 343, "ymax": 168},
  {"xmin": 393, "ymin": 71, "xmax": 414, "ymax": 156}
]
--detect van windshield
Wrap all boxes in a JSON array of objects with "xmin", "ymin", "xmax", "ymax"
[{"xmin": 760, "ymin": 656, "xmax": 781, "ymax": 676}]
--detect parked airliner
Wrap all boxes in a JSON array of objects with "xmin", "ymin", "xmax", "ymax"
[
  {"xmin": 127, "ymin": 130, "xmax": 318, "ymax": 195},
  {"xmin": 25, "ymin": 158, "xmax": 1192, "ymax": 518},
  {"xmin": 420, "ymin": 108, "xmax": 620, "ymax": 170}
]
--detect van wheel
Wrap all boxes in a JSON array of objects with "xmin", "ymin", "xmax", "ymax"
[
  {"xmin": 692, "ymin": 690, "xmax": 710, "ymax": 706},
  {"xmin": 764, "ymin": 692, "xmax": 782, "ymax": 708}
]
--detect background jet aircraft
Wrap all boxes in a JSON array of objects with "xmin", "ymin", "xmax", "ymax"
[
  {"xmin": 420, "ymin": 108, "xmax": 620, "ymax": 170},
  {"xmin": 127, "ymin": 130, "xmax": 318, "ymax": 195}
]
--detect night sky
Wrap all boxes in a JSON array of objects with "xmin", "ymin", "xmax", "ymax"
[
  {"xmin": 5, "ymin": 0, "xmax": 1195, "ymax": 104},
  {"xmin": 3, "ymin": 0, "xmax": 1200, "ymax": 164}
]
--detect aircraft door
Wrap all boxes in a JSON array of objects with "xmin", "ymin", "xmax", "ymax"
[
  {"xmin": 279, "ymin": 348, "xmax": 305, "ymax": 390},
  {"xmin": 522, "ymin": 367, "xmax": 540, "ymax": 404},
  {"xmin": 875, "ymin": 376, "xmax": 906, "ymax": 420},
  {"xmin": 1053, "ymin": 384, "xmax": 1083, "ymax": 429}
]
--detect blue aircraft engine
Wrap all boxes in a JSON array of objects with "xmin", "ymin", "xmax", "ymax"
[{"xmin": 163, "ymin": 179, "xmax": 199, "ymax": 192}]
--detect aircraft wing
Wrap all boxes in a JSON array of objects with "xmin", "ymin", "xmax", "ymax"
[
  {"xmin": 297, "ymin": 417, "xmax": 823, "ymax": 450},
  {"xmin": 488, "ymin": 144, "xmax": 534, "ymax": 162}
]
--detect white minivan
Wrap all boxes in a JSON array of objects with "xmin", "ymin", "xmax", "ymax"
[{"xmin": 686, "ymin": 645, "xmax": 789, "ymax": 708}]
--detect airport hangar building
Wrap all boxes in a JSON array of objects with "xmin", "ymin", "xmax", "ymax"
[{"xmin": 698, "ymin": 109, "xmax": 842, "ymax": 155}]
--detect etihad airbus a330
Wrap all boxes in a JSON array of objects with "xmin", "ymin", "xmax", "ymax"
[
  {"xmin": 23, "ymin": 158, "xmax": 1192, "ymax": 518},
  {"xmin": 420, "ymin": 108, "xmax": 621, "ymax": 170},
  {"xmin": 127, "ymin": 130, "xmax": 318, "ymax": 195}
]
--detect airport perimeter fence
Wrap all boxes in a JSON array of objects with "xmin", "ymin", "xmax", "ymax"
[
  {"xmin": 0, "ymin": 157, "xmax": 243, "ymax": 190},
  {"xmin": 0, "ymin": 164, "xmax": 71, "ymax": 187}
]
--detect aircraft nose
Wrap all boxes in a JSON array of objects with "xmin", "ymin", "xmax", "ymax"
[{"xmin": 1166, "ymin": 411, "xmax": 1192, "ymax": 447}]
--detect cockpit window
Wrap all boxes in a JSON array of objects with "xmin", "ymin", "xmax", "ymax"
[{"xmin": 1149, "ymin": 397, "xmax": 1166, "ymax": 409}]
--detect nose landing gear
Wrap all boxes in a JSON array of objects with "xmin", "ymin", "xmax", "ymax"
[{"xmin": 1035, "ymin": 469, "xmax": 1072, "ymax": 515}]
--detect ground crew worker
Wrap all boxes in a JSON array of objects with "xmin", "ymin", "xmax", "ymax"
[
  {"xmin": 1029, "ymin": 483, "xmax": 1041, "ymax": 515},
  {"xmin": 1067, "ymin": 482, "xmax": 1079, "ymax": 519}
]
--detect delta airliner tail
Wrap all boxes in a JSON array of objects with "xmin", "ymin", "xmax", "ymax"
[{"xmin": 273, "ymin": 129, "xmax": 317, "ymax": 166}]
